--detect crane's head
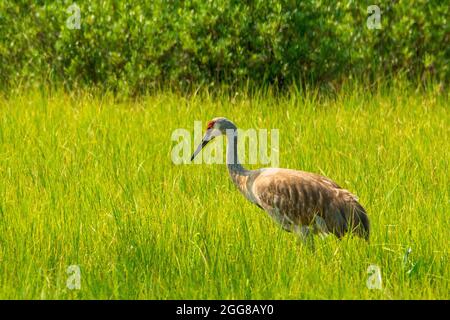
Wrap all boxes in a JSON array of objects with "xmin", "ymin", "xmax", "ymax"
[{"xmin": 190, "ymin": 117, "xmax": 236, "ymax": 161}]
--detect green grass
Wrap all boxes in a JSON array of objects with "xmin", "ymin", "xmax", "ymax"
[{"xmin": 0, "ymin": 83, "xmax": 448, "ymax": 299}]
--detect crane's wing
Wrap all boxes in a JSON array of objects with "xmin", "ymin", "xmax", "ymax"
[{"xmin": 251, "ymin": 168, "xmax": 369, "ymax": 239}]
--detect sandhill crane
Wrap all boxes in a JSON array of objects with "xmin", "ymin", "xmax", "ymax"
[{"xmin": 191, "ymin": 117, "xmax": 370, "ymax": 243}]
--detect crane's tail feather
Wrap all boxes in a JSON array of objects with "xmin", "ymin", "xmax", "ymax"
[{"xmin": 346, "ymin": 202, "xmax": 370, "ymax": 241}]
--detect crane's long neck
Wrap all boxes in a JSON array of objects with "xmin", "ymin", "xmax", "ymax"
[
  {"xmin": 226, "ymin": 129, "xmax": 246, "ymax": 173},
  {"xmin": 225, "ymin": 129, "xmax": 250, "ymax": 193}
]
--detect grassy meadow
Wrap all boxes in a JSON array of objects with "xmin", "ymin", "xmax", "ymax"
[{"xmin": 0, "ymin": 83, "xmax": 448, "ymax": 299}]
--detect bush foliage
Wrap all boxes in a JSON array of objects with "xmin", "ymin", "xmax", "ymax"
[{"xmin": 0, "ymin": 0, "xmax": 448, "ymax": 93}]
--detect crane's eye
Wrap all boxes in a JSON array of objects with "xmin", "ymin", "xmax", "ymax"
[{"xmin": 206, "ymin": 121, "xmax": 215, "ymax": 129}]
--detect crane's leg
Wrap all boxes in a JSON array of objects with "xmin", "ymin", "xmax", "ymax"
[
  {"xmin": 294, "ymin": 225, "xmax": 315, "ymax": 250},
  {"xmin": 313, "ymin": 216, "xmax": 329, "ymax": 240}
]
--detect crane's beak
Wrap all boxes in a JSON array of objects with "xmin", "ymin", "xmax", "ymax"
[{"xmin": 190, "ymin": 129, "xmax": 217, "ymax": 161}]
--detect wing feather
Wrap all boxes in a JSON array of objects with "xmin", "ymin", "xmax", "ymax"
[{"xmin": 251, "ymin": 168, "xmax": 369, "ymax": 239}]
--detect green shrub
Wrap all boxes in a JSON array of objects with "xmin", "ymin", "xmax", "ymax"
[{"xmin": 0, "ymin": 0, "xmax": 448, "ymax": 93}]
